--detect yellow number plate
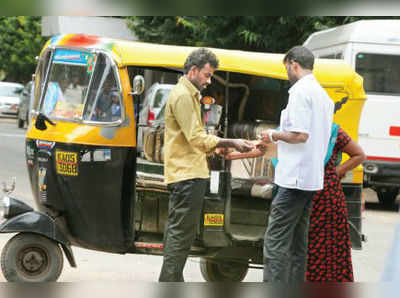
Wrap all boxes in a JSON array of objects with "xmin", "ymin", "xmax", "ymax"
[
  {"xmin": 204, "ymin": 214, "xmax": 224, "ymax": 226},
  {"xmin": 56, "ymin": 151, "xmax": 78, "ymax": 176}
]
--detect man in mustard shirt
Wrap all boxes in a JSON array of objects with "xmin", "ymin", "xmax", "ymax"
[{"xmin": 159, "ymin": 48, "xmax": 254, "ymax": 282}]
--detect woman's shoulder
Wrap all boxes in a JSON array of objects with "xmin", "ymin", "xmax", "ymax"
[{"xmin": 337, "ymin": 127, "xmax": 352, "ymax": 147}]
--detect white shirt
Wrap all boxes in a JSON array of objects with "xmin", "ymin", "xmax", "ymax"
[{"xmin": 275, "ymin": 74, "xmax": 334, "ymax": 191}]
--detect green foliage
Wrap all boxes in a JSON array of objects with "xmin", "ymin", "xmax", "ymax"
[
  {"xmin": 127, "ymin": 16, "xmax": 400, "ymax": 53},
  {"xmin": 0, "ymin": 16, "xmax": 47, "ymax": 83}
]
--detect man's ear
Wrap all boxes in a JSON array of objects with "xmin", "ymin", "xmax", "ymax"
[
  {"xmin": 291, "ymin": 61, "xmax": 299, "ymax": 71},
  {"xmin": 188, "ymin": 65, "xmax": 198, "ymax": 77}
]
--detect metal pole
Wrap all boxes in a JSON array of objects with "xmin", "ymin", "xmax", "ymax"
[{"xmin": 223, "ymin": 72, "xmax": 230, "ymax": 171}]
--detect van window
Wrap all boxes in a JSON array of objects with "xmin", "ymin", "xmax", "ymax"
[
  {"xmin": 320, "ymin": 53, "xmax": 343, "ymax": 59},
  {"xmin": 356, "ymin": 53, "xmax": 400, "ymax": 94}
]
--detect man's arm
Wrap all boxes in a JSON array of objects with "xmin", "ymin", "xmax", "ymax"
[
  {"xmin": 173, "ymin": 94, "xmax": 221, "ymax": 152},
  {"xmin": 261, "ymin": 129, "xmax": 309, "ymax": 144},
  {"xmin": 216, "ymin": 138, "xmax": 254, "ymax": 153},
  {"xmin": 173, "ymin": 95, "xmax": 254, "ymax": 153}
]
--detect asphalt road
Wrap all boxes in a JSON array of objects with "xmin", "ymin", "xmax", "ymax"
[{"xmin": 0, "ymin": 116, "xmax": 398, "ymax": 282}]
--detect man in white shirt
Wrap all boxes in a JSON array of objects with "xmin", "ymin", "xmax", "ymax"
[{"xmin": 259, "ymin": 46, "xmax": 334, "ymax": 282}]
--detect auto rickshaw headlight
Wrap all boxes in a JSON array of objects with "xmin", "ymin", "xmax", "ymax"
[
  {"xmin": 0, "ymin": 197, "xmax": 33, "ymax": 219},
  {"xmin": 0, "ymin": 197, "xmax": 10, "ymax": 219}
]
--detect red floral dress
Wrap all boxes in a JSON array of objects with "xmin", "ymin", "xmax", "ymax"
[{"xmin": 306, "ymin": 128, "xmax": 354, "ymax": 282}]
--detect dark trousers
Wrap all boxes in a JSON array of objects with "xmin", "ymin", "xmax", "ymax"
[
  {"xmin": 263, "ymin": 186, "xmax": 314, "ymax": 282},
  {"xmin": 158, "ymin": 178, "xmax": 207, "ymax": 282}
]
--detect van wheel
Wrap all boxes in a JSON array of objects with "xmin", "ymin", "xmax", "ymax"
[
  {"xmin": 376, "ymin": 187, "xmax": 398, "ymax": 205},
  {"xmin": 200, "ymin": 258, "xmax": 248, "ymax": 282},
  {"xmin": 1, "ymin": 233, "xmax": 64, "ymax": 282},
  {"xmin": 18, "ymin": 118, "xmax": 24, "ymax": 128}
]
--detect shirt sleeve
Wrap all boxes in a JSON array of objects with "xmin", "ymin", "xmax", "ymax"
[
  {"xmin": 285, "ymin": 89, "xmax": 312, "ymax": 134},
  {"xmin": 172, "ymin": 94, "xmax": 220, "ymax": 153}
]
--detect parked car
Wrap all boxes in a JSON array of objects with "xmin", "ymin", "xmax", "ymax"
[
  {"xmin": 17, "ymin": 81, "xmax": 33, "ymax": 128},
  {"xmin": 137, "ymin": 83, "xmax": 174, "ymax": 152},
  {"xmin": 139, "ymin": 83, "xmax": 174, "ymax": 126},
  {"xmin": 0, "ymin": 82, "xmax": 24, "ymax": 117}
]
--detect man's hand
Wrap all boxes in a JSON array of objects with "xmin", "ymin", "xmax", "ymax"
[
  {"xmin": 215, "ymin": 147, "xmax": 234, "ymax": 157},
  {"xmin": 259, "ymin": 129, "xmax": 277, "ymax": 144},
  {"xmin": 254, "ymin": 140, "xmax": 269, "ymax": 153},
  {"xmin": 230, "ymin": 139, "xmax": 254, "ymax": 153}
]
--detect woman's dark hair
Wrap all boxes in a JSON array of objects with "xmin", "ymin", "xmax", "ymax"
[
  {"xmin": 283, "ymin": 46, "xmax": 314, "ymax": 70},
  {"xmin": 183, "ymin": 48, "xmax": 219, "ymax": 74}
]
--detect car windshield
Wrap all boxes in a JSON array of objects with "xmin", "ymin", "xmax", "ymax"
[
  {"xmin": 40, "ymin": 49, "xmax": 93, "ymax": 119},
  {"xmin": 0, "ymin": 85, "xmax": 23, "ymax": 97}
]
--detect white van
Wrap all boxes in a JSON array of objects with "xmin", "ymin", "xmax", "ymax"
[{"xmin": 304, "ymin": 20, "xmax": 400, "ymax": 205}]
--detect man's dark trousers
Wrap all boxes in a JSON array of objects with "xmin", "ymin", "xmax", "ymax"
[
  {"xmin": 263, "ymin": 186, "xmax": 314, "ymax": 282},
  {"xmin": 159, "ymin": 178, "xmax": 207, "ymax": 282}
]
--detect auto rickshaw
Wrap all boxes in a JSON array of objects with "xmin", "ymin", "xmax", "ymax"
[{"xmin": 0, "ymin": 34, "xmax": 366, "ymax": 282}]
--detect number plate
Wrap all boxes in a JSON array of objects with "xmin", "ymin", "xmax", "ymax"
[
  {"xmin": 56, "ymin": 151, "xmax": 78, "ymax": 176},
  {"xmin": 204, "ymin": 214, "xmax": 224, "ymax": 226}
]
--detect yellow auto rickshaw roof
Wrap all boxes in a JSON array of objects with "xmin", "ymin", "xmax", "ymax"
[{"xmin": 45, "ymin": 34, "xmax": 365, "ymax": 100}]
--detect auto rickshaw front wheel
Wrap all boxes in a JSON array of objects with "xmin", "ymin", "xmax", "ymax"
[
  {"xmin": 1, "ymin": 233, "xmax": 64, "ymax": 282},
  {"xmin": 200, "ymin": 258, "xmax": 249, "ymax": 282}
]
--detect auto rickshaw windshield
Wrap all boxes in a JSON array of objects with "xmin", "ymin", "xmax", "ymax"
[{"xmin": 39, "ymin": 49, "xmax": 122, "ymax": 123}]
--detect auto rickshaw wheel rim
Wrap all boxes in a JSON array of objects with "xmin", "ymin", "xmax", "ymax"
[{"xmin": 17, "ymin": 246, "xmax": 49, "ymax": 276}]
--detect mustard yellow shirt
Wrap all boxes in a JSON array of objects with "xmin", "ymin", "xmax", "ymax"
[{"xmin": 164, "ymin": 76, "xmax": 220, "ymax": 185}]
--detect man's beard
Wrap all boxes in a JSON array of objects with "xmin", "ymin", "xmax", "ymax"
[
  {"xmin": 288, "ymin": 75, "xmax": 298, "ymax": 86},
  {"xmin": 190, "ymin": 78, "xmax": 205, "ymax": 91}
]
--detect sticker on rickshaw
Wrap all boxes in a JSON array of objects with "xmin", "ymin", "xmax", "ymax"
[
  {"xmin": 56, "ymin": 151, "xmax": 78, "ymax": 176},
  {"xmin": 204, "ymin": 214, "xmax": 224, "ymax": 226},
  {"xmin": 26, "ymin": 144, "xmax": 35, "ymax": 158},
  {"xmin": 36, "ymin": 140, "xmax": 55, "ymax": 151},
  {"xmin": 38, "ymin": 167, "xmax": 47, "ymax": 191}
]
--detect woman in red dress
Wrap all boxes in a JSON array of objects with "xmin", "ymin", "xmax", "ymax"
[{"xmin": 306, "ymin": 127, "xmax": 365, "ymax": 282}]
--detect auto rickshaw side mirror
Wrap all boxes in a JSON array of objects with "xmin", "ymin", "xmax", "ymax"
[{"xmin": 131, "ymin": 75, "xmax": 145, "ymax": 96}]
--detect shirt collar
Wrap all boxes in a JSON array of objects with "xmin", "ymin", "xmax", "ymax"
[
  {"xmin": 180, "ymin": 76, "xmax": 202, "ymax": 101},
  {"xmin": 288, "ymin": 73, "xmax": 314, "ymax": 94}
]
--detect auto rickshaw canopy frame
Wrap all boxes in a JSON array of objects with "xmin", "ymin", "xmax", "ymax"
[{"xmin": 43, "ymin": 34, "xmax": 366, "ymax": 101}]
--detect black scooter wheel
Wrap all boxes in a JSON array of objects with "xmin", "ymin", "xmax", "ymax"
[
  {"xmin": 200, "ymin": 258, "xmax": 248, "ymax": 282},
  {"xmin": 1, "ymin": 232, "xmax": 64, "ymax": 282}
]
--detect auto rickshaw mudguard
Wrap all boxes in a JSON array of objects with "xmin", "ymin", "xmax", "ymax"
[{"xmin": 0, "ymin": 211, "xmax": 77, "ymax": 268}]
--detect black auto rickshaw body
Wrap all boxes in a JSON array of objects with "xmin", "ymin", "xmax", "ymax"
[{"xmin": 0, "ymin": 34, "xmax": 366, "ymax": 282}]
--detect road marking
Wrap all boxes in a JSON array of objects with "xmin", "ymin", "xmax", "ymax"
[{"xmin": 0, "ymin": 133, "xmax": 25, "ymax": 138}]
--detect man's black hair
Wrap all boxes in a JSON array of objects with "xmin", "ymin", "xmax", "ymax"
[
  {"xmin": 183, "ymin": 48, "xmax": 219, "ymax": 74},
  {"xmin": 283, "ymin": 46, "xmax": 314, "ymax": 70}
]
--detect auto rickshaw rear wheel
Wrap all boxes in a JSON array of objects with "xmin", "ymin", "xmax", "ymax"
[
  {"xmin": 1, "ymin": 233, "xmax": 64, "ymax": 282},
  {"xmin": 200, "ymin": 258, "xmax": 249, "ymax": 282},
  {"xmin": 376, "ymin": 187, "xmax": 398, "ymax": 206}
]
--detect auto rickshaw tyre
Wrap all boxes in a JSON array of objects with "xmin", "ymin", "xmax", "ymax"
[
  {"xmin": 376, "ymin": 187, "xmax": 398, "ymax": 206},
  {"xmin": 1, "ymin": 232, "xmax": 64, "ymax": 282},
  {"xmin": 200, "ymin": 258, "xmax": 248, "ymax": 282},
  {"xmin": 17, "ymin": 118, "xmax": 24, "ymax": 129}
]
